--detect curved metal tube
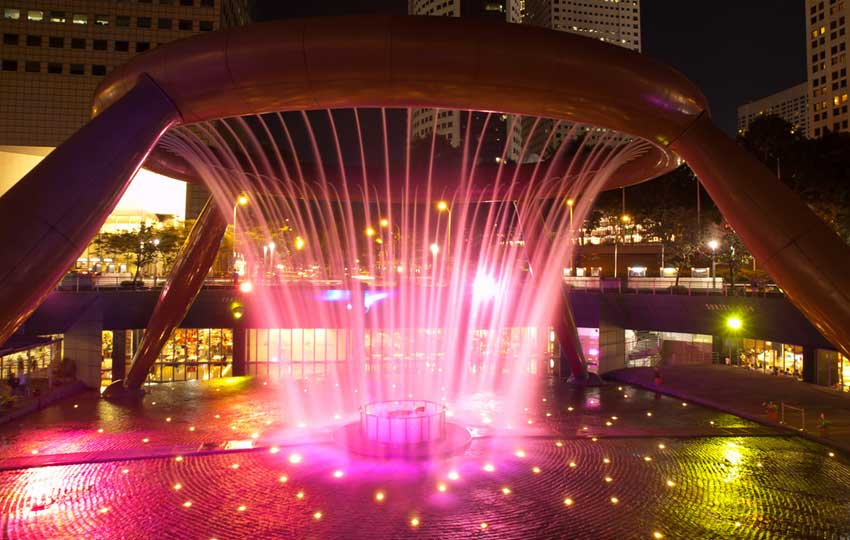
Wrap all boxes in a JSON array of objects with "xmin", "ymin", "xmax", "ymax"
[
  {"xmin": 121, "ymin": 197, "xmax": 227, "ymax": 391},
  {"xmin": 0, "ymin": 75, "xmax": 179, "ymax": 345},
  {"xmin": 672, "ymin": 114, "xmax": 850, "ymax": 358}
]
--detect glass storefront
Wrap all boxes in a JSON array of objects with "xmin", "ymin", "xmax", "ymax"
[
  {"xmin": 740, "ymin": 338, "xmax": 803, "ymax": 379},
  {"xmin": 246, "ymin": 327, "xmax": 548, "ymax": 380},
  {"xmin": 1, "ymin": 338, "xmax": 62, "ymax": 380},
  {"xmin": 149, "ymin": 328, "xmax": 233, "ymax": 383}
]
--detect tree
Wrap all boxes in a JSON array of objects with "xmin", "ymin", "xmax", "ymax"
[
  {"xmin": 94, "ymin": 222, "xmax": 186, "ymax": 287},
  {"xmin": 650, "ymin": 206, "xmax": 702, "ymax": 286}
]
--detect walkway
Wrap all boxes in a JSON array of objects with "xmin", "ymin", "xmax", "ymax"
[
  {"xmin": 0, "ymin": 377, "xmax": 848, "ymax": 539},
  {"xmin": 606, "ymin": 364, "xmax": 850, "ymax": 452}
]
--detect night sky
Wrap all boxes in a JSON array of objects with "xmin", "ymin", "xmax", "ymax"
[{"xmin": 253, "ymin": 0, "xmax": 806, "ymax": 136}]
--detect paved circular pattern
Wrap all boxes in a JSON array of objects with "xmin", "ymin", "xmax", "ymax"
[
  {"xmin": 0, "ymin": 435, "xmax": 848, "ymax": 539},
  {"xmin": 0, "ymin": 380, "xmax": 847, "ymax": 539}
]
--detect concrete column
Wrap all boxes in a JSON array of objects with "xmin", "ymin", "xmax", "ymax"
[
  {"xmin": 232, "ymin": 328, "xmax": 247, "ymax": 376},
  {"xmin": 597, "ymin": 320, "xmax": 626, "ymax": 374},
  {"xmin": 62, "ymin": 300, "xmax": 104, "ymax": 389},
  {"xmin": 803, "ymin": 346, "xmax": 816, "ymax": 384},
  {"xmin": 111, "ymin": 330, "xmax": 126, "ymax": 381}
]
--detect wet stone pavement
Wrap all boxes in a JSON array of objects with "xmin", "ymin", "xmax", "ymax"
[{"xmin": 0, "ymin": 378, "xmax": 848, "ymax": 539}]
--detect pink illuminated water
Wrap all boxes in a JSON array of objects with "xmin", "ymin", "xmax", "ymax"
[{"xmin": 158, "ymin": 109, "xmax": 650, "ymax": 433}]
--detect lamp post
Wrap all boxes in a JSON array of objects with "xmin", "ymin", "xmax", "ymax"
[
  {"xmin": 614, "ymin": 214, "xmax": 630, "ymax": 278},
  {"xmin": 152, "ymin": 238, "xmax": 160, "ymax": 287},
  {"xmin": 436, "ymin": 201, "xmax": 451, "ymax": 261},
  {"xmin": 233, "ymin": 194, "xmax": 248, "ymax": 273},
  {"xmin": 708, "ymin": 239, "xmax": 719, "ymax": 291}
]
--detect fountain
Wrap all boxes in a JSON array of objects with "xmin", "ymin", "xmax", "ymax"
[{"xmin": 3, "ymin": 15, "xmax": 849, "ymax": 440}]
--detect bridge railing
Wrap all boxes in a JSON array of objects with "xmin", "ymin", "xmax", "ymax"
[{"xmin": 54, "ymin": 273, "xmax": 785, "ymax": 299}]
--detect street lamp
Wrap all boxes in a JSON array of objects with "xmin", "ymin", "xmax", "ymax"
[
  {"xmin": 429, "ymin": 243, "xmax": 440, "ymax": 257},
  {"xmin": 436, "ymin": 201, "xmax": 451, "ymax": 261},
  {"xmin": 725, "ymin": 314, "xmax": 743, "ymax": 366},
  {"xmin": 152, "ymin": 238, "xmax": 160, "ymax": 287},
  {"xmin": 614, "ymin": 214, "xmax": 630, "ymax": 278},
  {"xmin": 708, "ymin": 239, "xmax": 719, "ymax": 291},
  {"xmin": 365, "ymin": 226, "xmax": 376, "ymax": 237},
  {"xmin": 233, "ymin": 194, "xmax": 249, "ymax": 274},
  {"xmin": 294, "ymin": 236, "xmax": 305, "ymax": 251}
]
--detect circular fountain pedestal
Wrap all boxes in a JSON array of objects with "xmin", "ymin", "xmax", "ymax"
[{"xmin": 335, "ymin": 400, "xmax": 471, "ymax": 458}]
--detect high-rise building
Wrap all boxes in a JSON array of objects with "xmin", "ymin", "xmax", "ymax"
[
  {"xmin": 524, "ymin": 0, "xmax": 640, "ymax": 51},
  {"xmin": 408, "ymin": 1, "xmax": 524, "ymax": 163},
  {"xmin": 737, "ymin": 83, "xmax": 809, "ymax": 136},
  {"xmin": 806, "ymin": 0, "xmax": 849, "ymax": 138},
  {"xmin": 0, "ymin": 0, "xmax": 252, "ymax": 218},
  {"xmin": 522, "ymin": 0, "xmax": 640, "ymax": 156}
]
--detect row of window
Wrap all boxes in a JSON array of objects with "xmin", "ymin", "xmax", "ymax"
[
  {"xmin": 813, "ymin": 119, "xmax": 849, "ymax": 137},
  {"xmin": 2, "ymin": 10, "xmax": 214, "ymax": 30},
  {"xmin": 2, "ymin": 35, "xmax": 158, "ymax": 52},
  {"xmin": 2, "ymin": 10, "xmax": 213, "ymax": 31},
  {"xmin": 2, "ymin": 1, "xmax": 214, "ymax": 22},
  {"xmin": 1, "ymin": 58, "xmax": 107, "ymax": 75}
]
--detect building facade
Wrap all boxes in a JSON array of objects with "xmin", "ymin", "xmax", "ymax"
[
  {"xmin": 522, "ymin": 0, "xmax": 640, "ymax": 154},
  {"xmin": 0, "ymin": 0, "xmax": 251, "ymax": 218},
  {"xmin": 737, "ymin": 82, "xmax": 809, "ymax": 136},
  {"xmin": 806, "ymin": 0, "xmax": 849, "ymax": 138},
  {"xmin": 408, "ymin": 0, "xmax": 524, "ymax": 163}
]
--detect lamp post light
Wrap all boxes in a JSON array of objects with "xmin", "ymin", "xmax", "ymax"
[
  {"xmin": 233, "ymin": 194, "xmax": 248, "ymax": 273},
  {"xmin": 153, "ymin": 238, "xmax": 160, "ymax": 287},
  {"xmin": 708, "ymin": 239, "xmax": 719, "ymax": 291},
  {"xmin": 726, "ymin": 315, "xmax": 743, "ymax": 366},
  {"xmin": 614, "ymin": 214, "xmax": 630, "ymax": 278},
  {"xmin": 436, "ymin": 201, "xmax": 451, "ymax": 261}
]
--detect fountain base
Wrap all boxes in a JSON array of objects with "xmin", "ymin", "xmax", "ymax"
[
  {"xmin": 334, "ymin": 421, "xmax": 472, "ymax": 459},
  {"xmin": 334, "ymin": 400, "xmax": 471, "ymax": 458}
]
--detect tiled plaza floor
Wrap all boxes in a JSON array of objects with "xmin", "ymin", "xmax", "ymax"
[{"xmin": 0, "ymin": 378, "xmax": 848, "ymax": 539}]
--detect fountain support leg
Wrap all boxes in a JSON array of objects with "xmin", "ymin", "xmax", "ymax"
[
  {"xmin": 105, "ymin": 197, "xmax": 226, "ymax": 397},
  {"xmin": 554, "ymin": 284, "xmax": 590, "ymax": 381},
  {"xmin": 0, "ymin": 75, "xmax": 180, "ymax": 345},
  {"xmin": 672, "ymin": 113, "xmax": 850, "ymax": 358},
  {"xmin": 519, "ymin": 211, "xmax": 589, "ymax": 380}
]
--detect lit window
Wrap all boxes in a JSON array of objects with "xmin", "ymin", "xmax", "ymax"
[
  {"xmin": 72, "ymin": 14, "xmax": 87, "ymax": 25},
  {"xmin": 49, "ymin": 11, "xmax": 66, "ymax": 23},
  {"xmin": 27, "ymin": 10, "xmax": 43, "ymax": 22},
  {"xmin": 94, "ymin": 15, "xmax": 109, "ymax": 26},
  {"xmin": 3, "ymin": 8, "xmax": 20, "ymax": 20}
]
